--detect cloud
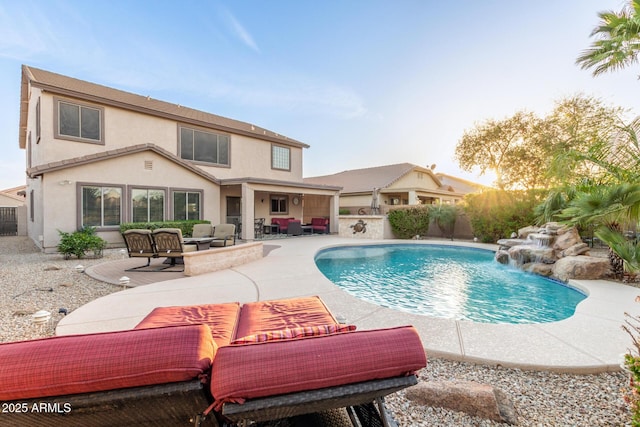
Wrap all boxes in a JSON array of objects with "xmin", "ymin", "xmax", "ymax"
[{"xmin": 220, "ymin": 8, "xmax": 259, "ymax": 53}]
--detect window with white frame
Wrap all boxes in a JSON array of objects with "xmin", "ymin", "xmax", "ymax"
[
  {"xmin": 179, "ymin": 126, "xmax": 230, "ymax": 166},
  {"xmin": 271, "ymin": 145, "xmax": 290, "ymax": 170},
  {"xmin": 131, "ymin": 188, "xmax": 165, "ymax": 223},
  {"xmin": 173, "ymin": 191, "xmax": 201, "ymax": 220},
  {"xmin": 81, "ymin": 185, "xmax": 121, "ymax": 227},
  {"xmin": 56, "ymin": 99, "xmax": 103, "ymax": 143}
]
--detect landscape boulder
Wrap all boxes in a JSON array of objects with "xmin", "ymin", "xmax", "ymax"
[
  {"xmin": 405, "ymin": 380, "xmax": 517, "ymax": 424},
  {"xmin": 552, "ymin": 227, "xmax": 582, "ymax": 252},
  {"xmin": 552, "ymin": 256, "xmax": 610, "ymax": 281}
]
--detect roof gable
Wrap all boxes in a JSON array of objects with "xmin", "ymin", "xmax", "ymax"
[
  {"xmin": 26, "ymin": 143, "xmax": 220, "ymax": 184},
  {"xmin": 305, "ymin": 163, "xmax": 443, "ymax": 194},
  {"xmin": 19, "ymin": 65, "xmax": 308, "ymax": 150}
]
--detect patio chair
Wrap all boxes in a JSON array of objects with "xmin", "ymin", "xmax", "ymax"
[
  {"xmin": 211, "ymin": 224, "xmax": 236, "ymax": 247},
  {"xmin": 254, "ymin": 218, "xmax": 265, "ymax": 239},
  {"xmin": 192, "ymin": 223, "xmax": 214, "ymax": 238},
  {"xmin": 122, "ymin": 229, "xmax": 158, "ymax": 271},
  {"xmin": 152, "ymin": 228, "xmax": 196, "ymax": 271}
]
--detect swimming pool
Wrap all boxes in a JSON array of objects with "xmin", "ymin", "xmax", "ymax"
[{"xmin": 314, "ymin": 244, "xmax": 587, "ymax": 324}]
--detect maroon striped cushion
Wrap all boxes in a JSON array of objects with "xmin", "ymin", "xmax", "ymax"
[
  {"xmin": 235, "ymin": 296, "xmax": 337, "ymax": 339},
  {"xmin": 0, "ymin": 324, "xmax": 215, "ymax": 401},
  {"xmin": 135, "ymin": 302, "xmax": 241, "ymax": 347},
  {"xmin": 231, "ymin": 324, "xmax": 357, "ymax": 344},
  {"xmin": 210, "ymin": 326, "xmax": 427, "ymax": 409}
]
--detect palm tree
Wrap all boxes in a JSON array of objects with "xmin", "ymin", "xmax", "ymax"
[
  {"xmin": 576, "ymin": 0, "xmax": 640, "ymax": 77},
  {"xmin": 561, "ymin": 183, "xmax": 640, "ymax": 278}
]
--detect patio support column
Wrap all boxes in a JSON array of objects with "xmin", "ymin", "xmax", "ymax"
[
  {"xmin": 241, "ymin": 183, "xmax": 255, "ymax": 240},
  {"xmin": 408, "ymin": 190, "xmax": 419, "ymax": 205},
  {"xmin": 329, "ymin": 191, "xmax": 340, "ymax": 233}
]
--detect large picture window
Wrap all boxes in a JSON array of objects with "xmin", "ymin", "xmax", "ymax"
[
  {"xmin": 272, "ymin": 145, "xmax": 290, "ymax": 171},
  {"xmin": 132, "ymin": 188, "xmax": 165, "ymax": 223},
  {"xmin": 180, "ymin": 127, "xmax": 230, "ymax": 166},
  {"xmin": 81, "ymin": 186, "xmax": 121, "ymax": 227},
  {"xmin": 173, "ymin": 191, "xmax": 201, "ymax": 220},
  {"xmin": 56, "ymin": 99, "xmax": 103, "ymax": 143}
]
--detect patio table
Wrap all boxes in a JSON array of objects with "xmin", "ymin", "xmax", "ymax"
[{"xmin": 183, "ymin": 237, "xmax": 214, "ymax": 251}]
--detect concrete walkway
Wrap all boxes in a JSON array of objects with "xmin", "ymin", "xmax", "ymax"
[{"xmin": 57, "ymin": 236, "xmax": 640, "ymax": 373}]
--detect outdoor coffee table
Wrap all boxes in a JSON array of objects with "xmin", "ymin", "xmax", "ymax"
[{"xmin": 183, "ymin": 237, "xmax": 214, "ymax": 251}]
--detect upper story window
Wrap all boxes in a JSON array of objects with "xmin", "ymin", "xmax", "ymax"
[
  {"xmin": 180, "ymin": 126, "xmax": 230, "ymax": 166},
  {"xmin": 55, "ymin": 98, "xmax": 104, "ymax": 144},
  {"xmin": 272, "ymin": 145, "xmax": 290, "ymax": 171}
]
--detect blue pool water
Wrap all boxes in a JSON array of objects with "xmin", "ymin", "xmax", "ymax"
[{"xmin": 314, "ymin": 244, "xmax": 587, "ymax": 324}]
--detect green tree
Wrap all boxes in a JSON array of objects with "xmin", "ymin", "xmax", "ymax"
[
  {"xmin": 455, "ymin": 111, "xmax": 537, "ymax": 189},
  {"xmin": 455, "ymin": 94, "xmax": 622, "ymax": 190},
  {"xmin": 576, "ymin": 0, "xmax": 640, "ymax": 77}
]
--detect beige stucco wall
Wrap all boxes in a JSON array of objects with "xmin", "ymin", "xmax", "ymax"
[
  {"xmin": 38, "ymin": 151, "xmax": 220, "ymax": 252},
  {"xmin": 338, "ymin": 215, "xmax": 392, "ymax": 239},
  {"xmin": 0, "ymin": 193, "xmax": 24, "ymax": 207},
  {"xmin": 32, "ymin": 92, "xmax": 305, "ymax": 183},
  {"xmin": 390, "ymin": 170, "xmax": 439, "ymax": 191}
]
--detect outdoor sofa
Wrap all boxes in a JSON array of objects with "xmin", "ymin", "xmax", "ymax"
[{"xmin": 0, "ymin": 296, "xmax": 427, "ymax": 427}]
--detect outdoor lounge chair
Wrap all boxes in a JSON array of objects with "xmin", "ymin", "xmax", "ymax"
[
  {"xmin": 152, "ymin": 228, "xmax": 196, "ymax": 270},
  {"xmin": 122, "ymin": 229, "xmax": 158, "ymax": 271},
  {"xmin": 0, "ymin": 297, "xmax": 427, "ymax": 427},
  {"xmin": 211, "ymin": 224, "xmax": 236, "ymax": 247}
]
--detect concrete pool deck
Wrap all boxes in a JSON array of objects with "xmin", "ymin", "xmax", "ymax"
[{"xmin": 57, "ymin": 236, "xmax": 640, "ymax": 373}]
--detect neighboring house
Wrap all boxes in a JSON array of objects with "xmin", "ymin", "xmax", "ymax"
[
  {"xmin": 19, "ymin": 65, "xmax": 341, "ymax": 252},
  {"xmin": 0, "ymin": 185, "xmax": 26, "ymax": 207},
  {"xmin": 305, "ymin": 163, "xmax": 481, "ymax": 214},
  {"xmin": 0, "ymin": 185, "xmax": 27, "ymax": 236},
  {"xmin": 435, "ymin": 173, "xmax": 488, "ymax": 195}
]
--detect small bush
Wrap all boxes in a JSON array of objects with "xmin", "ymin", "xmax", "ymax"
[
  {"xmin": 57, "ymin": 227, "xmax": 107, "ymax": 259},
  {"xmin": 387, "ymin": 207, "xmax": 431, "ymax": 239},
  {"xmin": 430, "ymin": 204, "xmax": 458, "ymax": 240},
  {"xmin": 462, "ymin": 189, "xmax": 544, "ymax": 243},
  {"xmin": 339, "ymin": 208, "xmax": 351, "ymax": 215}
]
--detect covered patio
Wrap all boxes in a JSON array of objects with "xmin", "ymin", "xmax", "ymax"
[{"xmin": 219, "ymin": 178, "xmax": 341, "ymax": 240}]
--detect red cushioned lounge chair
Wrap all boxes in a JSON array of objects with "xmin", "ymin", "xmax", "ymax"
[{"xmin": 0, "ymin": 297, "xmax": 426, "ymax": 427}]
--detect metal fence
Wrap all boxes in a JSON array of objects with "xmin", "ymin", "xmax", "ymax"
[{"xmin": 0, "ymin": 207, "xmax": 17, "ymax": 236}]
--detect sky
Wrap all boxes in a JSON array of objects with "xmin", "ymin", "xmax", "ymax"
[{"xmin": 1, "ymin": 0, "xmax": 639, "ymax": 190}]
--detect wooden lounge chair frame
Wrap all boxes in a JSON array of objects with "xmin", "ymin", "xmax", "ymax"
[{"xmin": 0, "ymin": 375, "xmax": 416, "ymax": 427}]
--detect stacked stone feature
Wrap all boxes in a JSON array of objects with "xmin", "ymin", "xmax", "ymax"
[{"xmin": 495, "ymin": 222, "xmax": 610, "ymax": 281}]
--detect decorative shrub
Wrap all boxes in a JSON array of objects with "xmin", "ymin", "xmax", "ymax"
[
  {"xmin": 387, "ymin": 207, "xmax": 431, "ymax": 239},
  {"xmin": 119, "ymin": 220, "xmax": 210, "ymax": 237},
  {"xmin": 429, "ymin": 204, "xmax": 458, "ymax": 240},
  {"xmin": 339, "ymin": 208, "xmax": 351, "ymax": 215},
  {"xmin": 462, "ymin": 189, "xmax": 544, "ymax": 243},
  {"xmin": 57, "ymin": 227, "xmax": 107, "ymax": 259}
]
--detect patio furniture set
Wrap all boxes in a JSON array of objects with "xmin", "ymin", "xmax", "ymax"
[
  {"xmin": 122, "ymin": 225, "xmax": 237, "ymax": 272},
  {"xmin": 259, "ymin": 217, "xmax": 329, "ymax": 238},
  {"xmin": 0, "ymin": 296, "xmax": 427, "ymax": 426}
]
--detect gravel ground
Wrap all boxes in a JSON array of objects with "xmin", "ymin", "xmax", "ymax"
[{"xmin": 0, "ymin": 236, "xmax": 633, "ymax": 425}]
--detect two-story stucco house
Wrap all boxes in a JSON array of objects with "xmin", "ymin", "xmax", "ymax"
[{"xmin": 19, "ymin": 65, "xmax": 340, "ymax": 252}]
